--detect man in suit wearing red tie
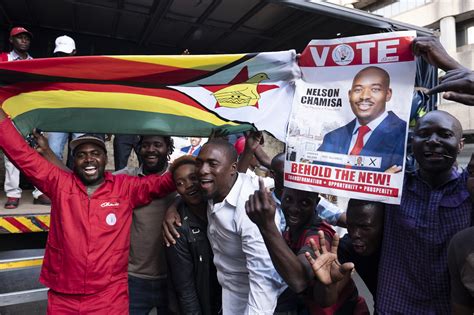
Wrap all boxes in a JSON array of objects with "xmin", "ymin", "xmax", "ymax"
[
  {"xmin": 318, "ymin": 66, "xmax": 406, "ymax": 172},
  {"xmin": 180, "ymin": 137, "xmax": 202, "ymax": 157}
]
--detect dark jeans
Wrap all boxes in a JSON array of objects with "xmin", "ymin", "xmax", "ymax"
[
  {"xmin": 128, "ymin": 275, "xmax": 168, "ymax": 315},
  {"xmin": 114, "ymin": 134, "xmax": 141, "ymax": 171}
]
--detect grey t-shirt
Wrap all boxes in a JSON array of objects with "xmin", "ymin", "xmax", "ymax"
[
  {"xmin": 114, "ymin": 166, "xmax": 176, "ymax": 279},
  {"xmin": 86, "ymin": 183, "xmax": 102, "ymax": 197}
]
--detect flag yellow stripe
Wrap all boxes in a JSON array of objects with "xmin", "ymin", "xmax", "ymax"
[
  {"xmin": 0, "ymin": 258, "xmax": 43, "ymax": 270},
  {"xmin": 16, "ymin": 217, "xmax": 42, "ymax": 232},
  {"xmin": 3, "ymin": 90, "xmax": 237, "ymax": 127},
  {"xmin": 113, "ymin": 54, "xmax": 247, "ymax": 71},
  {"xmin": 0, "ymin": 218, "xmax": 20, "ymax": 233}
]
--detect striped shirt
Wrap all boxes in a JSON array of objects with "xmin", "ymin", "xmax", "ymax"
[{"xmin": 377, "ymin": 168, "xmax": 472, "ymax": 314}]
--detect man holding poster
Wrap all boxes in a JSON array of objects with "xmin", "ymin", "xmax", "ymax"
[
  {"xmin": 318, "ymin": 66, "xmax": 406, "ymax": 172},
  {"xmin": 285, "ymin": 31, "xmax": 416, "ymax": 204}
]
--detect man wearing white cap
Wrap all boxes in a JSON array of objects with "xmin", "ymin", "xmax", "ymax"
[
  {"xmin": 53, "ymin": 35, "xmax": 76, "ymax": 56},
  {"xmin": 47, "ymin": 35, "xmax": 84, "ymax": 170}
]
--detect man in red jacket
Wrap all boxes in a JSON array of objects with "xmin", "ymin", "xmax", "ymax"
[{"xmin": 0, "ymin": 108, "xmax": 175, "ymax": 314}]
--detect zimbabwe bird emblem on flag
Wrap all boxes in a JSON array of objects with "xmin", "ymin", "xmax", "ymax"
[{"xmin": 202, "ymin": 66, "xmax": 278, "ymax": 109}]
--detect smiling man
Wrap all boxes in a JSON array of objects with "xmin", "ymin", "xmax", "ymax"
[
  {"xmin": 195, "ymin": 139, "xmax": 285, "ymax": 314},
  {"xmin": 376, "ymin": 110, "xmax": 473, "ymax": 313},
  {"xmin": 246, "ymin": 186, "xmax": 368, "ymax": 313},
  {"xmin": 114, "ymin": 135, "xmax": 176, "ymax": 314},
  {"xmin": 165, "ymin": 156, "xmax": 221, "ymax": 315},
  {"xmin": 0, "ymin": 109, "xmax": 175, "ymax": 314},
  {"xmin": 318, "ymin": 66, "xmax": 406, "ymax": 172}
]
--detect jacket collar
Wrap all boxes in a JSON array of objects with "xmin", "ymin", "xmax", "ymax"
[{"xmin": 73, "ymin": 171, "xmax": 114, "ymax": 195}]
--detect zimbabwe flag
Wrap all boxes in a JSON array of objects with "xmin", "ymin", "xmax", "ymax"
[{"xmin": 0, "ymin": 51, "xmax": 298, "ymax": 140}]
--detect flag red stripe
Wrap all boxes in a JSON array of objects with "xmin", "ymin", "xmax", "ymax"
[{"xmin": 0, "ymin": 56, "xmax": 210, "ymax": 84}]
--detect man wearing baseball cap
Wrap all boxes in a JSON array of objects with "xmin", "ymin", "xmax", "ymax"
[
  {"xmin": 0, "ymin": 106, "xmax": 176, "ymax": 312},
  {"xmin": 0, "ymin": 27, "xmax": 50, "ymax": 208},
  {"xmin": 47, "ymin": 35, "xmax": 83, "ymax": 172},
  {"xmin": 1, "ymin": 27, "xmax": 33, "ymax": 62},
  {"xmin": 53, "ymin": 35, "xmax": 76, "ymax": 56}
]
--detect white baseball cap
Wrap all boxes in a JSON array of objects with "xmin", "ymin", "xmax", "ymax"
[{"xmin": 54, "ymin": 35, "xmax": 76, "ymax": 54}]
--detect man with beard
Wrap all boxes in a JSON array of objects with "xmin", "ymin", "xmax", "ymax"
[
  {"xmin": 0, "ymin": 107, "xmax": 175, "ymax": 313},
  {"xmin": 114, "ymin": 135, "xmax": 176, "ymax": 314},
  {"xmin": 196, "ymin": 139, "xmax": 285, "ymax": 314}
]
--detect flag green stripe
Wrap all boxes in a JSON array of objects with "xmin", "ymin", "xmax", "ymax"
[{"xmin": 12, "ymin": 108, "xmax": 254, "ymax": 136}]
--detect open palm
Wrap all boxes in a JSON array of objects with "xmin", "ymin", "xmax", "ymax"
[{"xmin": 304, "ymin": 231, "xmax": 354, "ymax": 285}]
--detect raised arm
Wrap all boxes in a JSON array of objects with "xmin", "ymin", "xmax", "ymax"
[
  {"xmin": 33, "ymin": 129, "xmax": 71, "ymax": 172},
  {"xmin": 428, "ymin": 68, "xmax": 474, "ymax": 105},
  {"xmin": 128, "ymin": 172, "xmax": 176, "ymax": 208},
  {"xmin": 162, "ymin": 197, "xmax": 183, "ymax": 246},
  {"xmin": 254, "ymin": 146, "xmax": 272, "ymax": 169},
  {"xmin": 413, "ymin": 37, "xmax": 474, "ymax": 105},
  {"xmin": 412, "ymin": 36, "xmax": 464, "ymax": 72},
  {"xmin": 0, "ymin": 108, "xmax": 64, "ymax": 196},
  {"xmin": 237, "ymin": 131, "xmax": 263, "ymax": 173},
  {"xmin": 316, "ymin": 197, "xmax": 346, "ymax": 227},
  {"xmin": 245, "ymin": 179, "xmax": 312, "ymax": 293},
  {"xmin": 304, "ymin": 233, "xmax": 354, "ymax": 307},
  {"xmin": 240, "ymin": 185, "xmax": 285, "ymax": 314}
]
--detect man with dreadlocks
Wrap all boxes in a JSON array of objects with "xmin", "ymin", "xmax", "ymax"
[{"xmin": 114, "ymin": 135, "xmax": 177, "ymax": 314}]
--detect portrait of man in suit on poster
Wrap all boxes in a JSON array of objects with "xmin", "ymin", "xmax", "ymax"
[{"xmin": 318, "ymin": 66, "xmax": 406, "ymax": 172}]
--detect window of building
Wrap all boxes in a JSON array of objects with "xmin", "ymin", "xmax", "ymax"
[
  {"xmin": 371, "ymin": 0, "xmax": 432, "ymax": 18},
  {"xmin": 456, "ymin": 19, "xmax": 474, "ymax": 47}
]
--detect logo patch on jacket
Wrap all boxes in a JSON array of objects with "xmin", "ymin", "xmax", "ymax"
[{"xmin": 106, "ymin": 213, "xmax": 117, "ymax": 226}]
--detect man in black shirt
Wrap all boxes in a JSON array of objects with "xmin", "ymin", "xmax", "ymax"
[{"xmin": 338, "ymin": 199, "xmax": 384, "ymax": 300}]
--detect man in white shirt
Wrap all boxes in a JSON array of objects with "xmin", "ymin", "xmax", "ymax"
[{"xmin": 196, "ymin": 139, "xmax": 285, "ymax": 314}]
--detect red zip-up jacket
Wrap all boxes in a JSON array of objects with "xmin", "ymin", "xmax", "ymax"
[{"xmin": 0, "ymin": 119, "xmax": 176, "ymax": 294}]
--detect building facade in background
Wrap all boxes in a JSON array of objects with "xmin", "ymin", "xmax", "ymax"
[{"xmin": 323, "ymin": 0, "xmax": 474, "ymax": 165}]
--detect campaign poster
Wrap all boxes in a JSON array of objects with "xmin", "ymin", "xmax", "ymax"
[{"xmin": 285, "ymin": 31, "xmax": 416, "ymax": 205}]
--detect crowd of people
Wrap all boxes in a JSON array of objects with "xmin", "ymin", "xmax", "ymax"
[{"xmin": 1, "ymin": 25, "xmax": 473, "ymax": 314}]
